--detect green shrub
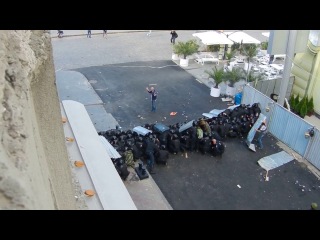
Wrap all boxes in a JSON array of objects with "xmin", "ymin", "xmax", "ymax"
[
  {"xmin": 173, "ymin": 39, "xmax": 199, "ymax": 59},
  {"xmin": 231, "ymin": 42, "xmax": 241, "ymax": 51},
  {"xmin": 289, "ymin": 94, "xmax": 295, "ymax": 111},
  {"xmin": 307, "ymin": 96, "xmax": 314, "ymax": 115},
  {"xmin": 293, "ymin": 94, "xmax": 300, "ymax": 113},
  {"xmin": 261, "ymin": 42, "xmax": 268, "ymax": 50},
  {"xmin": 205, "ymin": 66, "xmax": 224, "ymax": 88},
  {"xmin": 226, "ymin": 51, "xmax": 236, "ymax": 61},
  {"xmin": 207, "ymin": 44, "xmax": 220, "ymax": 52},
  {"xmin": 300, "ymin": 99, "xmax": 308, "ymax": 118}
]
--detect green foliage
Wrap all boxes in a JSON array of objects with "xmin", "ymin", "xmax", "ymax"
[
  {"xmin": 173, "ymin": 39, "xmax": 199, "ymax": 59},
  {"xmin": 205, "ymin": 66, "xmax": 225, "ymax": 88},
  {"xmin": 243, "ymin": 44, "xmax": 257, "ymax": 52},
  {"xmin": 243, "ymin": 44, "xmax": 258, "ymax": 59},
  {"xmin": 299, "ymin": 98, "xmax": 308, "ymax": 118},
  {"xmin": 226, "ymin": 51, "xmax": 236, "ymax": 61},
  {"xmin": 247, "ymin": 70, "xmax": 265, "ymax": 86},
  {"xmin": 289, "ymin": 94, "xmax": 295, "ymax": 111},
  {"xmin": 242, "ymin": 44, "xmax": 258, "ymax": 73},
  {"xmin": 231, "ymin": 42, "xmax": 241, "ymax": 51},
  {"xmin": 293, "ymin": 94, "xmax": 300, "ymax": 112},
  {"xmin": 307, "ymin": 96, "xmax": 314, "ymax": 114},
  {"xmin": 261, "ymin": 41, "xmax": 268, "ymax": 50},
  {"xmin": 224, "ymin": 67, "xmax": 246, "ymax": 87},
  {"xmin": 291, "ymin": 95, "xmax": 313, "ymax": 118},
  {"xmin": 207, "ymin": 44, "xmax": 220, "ymax": 52}
]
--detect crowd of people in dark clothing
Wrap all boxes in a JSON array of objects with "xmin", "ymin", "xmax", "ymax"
[{"xmin": 98, "ymin": 103, "xmax": 262, "ymax": 179}]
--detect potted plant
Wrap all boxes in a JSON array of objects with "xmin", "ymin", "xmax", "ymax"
[
  {"xmin": 173, "ymin": 39, "xmax": 199, "ymax": 67},
  {"xmin": 242, "ymin": 44, "xmax": 258, "ymax": 77},
  {"xmin": 172, "ymin": 52, "xmax": 180, "ymax": 60},
  {"xmin": 307, "ymin": 96, "xmax": 314, "ymax": 116},
  {"xmin": 261, "ymin": 41, "xmax": 268, "ymax": 50},
  {"xmin": 299, "ymin": 98, "xmax": 308, "ymax": 118},
  {"xmin": 224, "ymin": 67, "xmax": 246, "ymax": 96},
  {"xmin": 260, "ymin": 41, "xmax": 268, "ymax": 55},
  {"xmin": 246, "ymin": 70, "xmax": 265, "ymax": 88},
  {"xmin": 172, "ymin": 46, "xmax": 180, "ymax": 60},
  {"xmin": 293, "ymin": 94, "xmax": 301, "ymax": 114},
  {"xmin": 225, "ymin": 50, "xmax": 236, "ymax": 64},
  {"xmin": 289, "ymin": 94, "xmax": 295, "ymax": 112},
  {"xmin": 205, "ymin": 66, "xmax": 225, "ymax": 97}
]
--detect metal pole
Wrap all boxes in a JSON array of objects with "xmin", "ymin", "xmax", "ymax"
[{"xmin": 278, "ymin": 30, "xmax": 297, "ymax": 106}]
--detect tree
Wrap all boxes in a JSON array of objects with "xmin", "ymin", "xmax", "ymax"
[
  {"xmin": 173, "ymin": 39, "xmax": 199, "ymax": 59},
  {"xmin": 242, "ymin": 44, "xmax": 258, "ymax": 80},
  {"xmin": 247, "ymin": 70, "xmax": 265, "ymax": 87},
  {"xmin": 226, "ymin": 51, "xmax": 236, "ymax": 62},
  {"xmin": 205, "ymin": 66, "xmax": 225, "ymax": 88},
  {"xmin": 231, "ymin": 42, "xmax": 241, "ymax": 52},
  {"xmin": 224, "ymin": 67, "xmax": 246, "ymax": 87}
]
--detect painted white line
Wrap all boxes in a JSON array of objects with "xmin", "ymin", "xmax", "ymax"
[{"xmin": 195, "ymin": 78, "xmax": 203, "ymax": 84}]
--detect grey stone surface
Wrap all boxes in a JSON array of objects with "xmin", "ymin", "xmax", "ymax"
[
  {"xmin": 56, "ymin": 70, "xmax": 102, "ymax": 105},
  {"xmin": 85, "ymin": 105, "xmax": 119, "ymax": 132}
]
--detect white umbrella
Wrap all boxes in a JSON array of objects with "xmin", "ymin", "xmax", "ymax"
[
  {"xmin": 192, "ymin": 31, "xmax": 234, "ymax": 45},
  {"xmin": 224, "ymin": 31, "xmax": 261, "ymax": 44}
]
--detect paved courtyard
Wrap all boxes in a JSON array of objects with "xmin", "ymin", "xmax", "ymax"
[
  {"xmin": 75, "ymin": 60, "xmax": 320, "ymax": 210},
  {"xmin": 52, "ymin": 30, "xmax": 320, "ymax": 210}
]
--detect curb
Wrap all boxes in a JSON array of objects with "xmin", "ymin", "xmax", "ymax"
[{"xmin": 51, "ymin": 30, "xmax": 159, "ymax": 39}]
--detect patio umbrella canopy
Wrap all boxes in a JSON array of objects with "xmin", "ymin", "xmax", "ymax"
[
  {"xmin": 192, "ymin": 31, "xmax": 234, "ymax": 45},
  {"xmin": 224, "ymin": 31, "xmax": 261, "ymax": 44}
]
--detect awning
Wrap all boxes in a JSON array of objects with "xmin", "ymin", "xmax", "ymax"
[
  {"xmin": 224, "ymin": 31, "xmax": 261, "ymax": 44},
  {"xmin": 192, "ymin": 31, "xmax": 234, "ymax": 45}
]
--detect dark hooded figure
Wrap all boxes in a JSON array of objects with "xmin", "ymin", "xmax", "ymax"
[
  {"xmin": 143, "ymin": 138, "xmax": 157, "ymax": 174},
  {"xmin": 210, "ymin": 138, "xmax": 225, "ymax": 157}
]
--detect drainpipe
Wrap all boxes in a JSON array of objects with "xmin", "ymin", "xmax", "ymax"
[{"xmin": 278, "ymin": 30, "xmax": 297, "ymax": 106}]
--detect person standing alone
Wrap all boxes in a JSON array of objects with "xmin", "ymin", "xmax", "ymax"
[
  {"xmin": 146, "ymin": 86, "xmax": 158, "ymax": 112},
  {"xmin": 103, "ymin": 30, "xmax": 107, "ymax": 38},
  {"xmin": 170, "ymin": 30, "xmax": 178, "ymax": 44},
  {"xmin": 57, "ymin": 30, "xmax": 63, "ymax": 38},
  {"xmin": 87, "ymin": 30, "xmax": 92, "ymax": 38}
]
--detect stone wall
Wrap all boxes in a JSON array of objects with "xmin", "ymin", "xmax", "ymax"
[{"xmin": 0, "ymin": 30, "xmax": 78, "ymax": 209}]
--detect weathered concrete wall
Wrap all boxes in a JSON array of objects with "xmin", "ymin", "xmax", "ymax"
[{"xmin": 0, "ymin": 30, "xmax": 78, "ymax": 209}]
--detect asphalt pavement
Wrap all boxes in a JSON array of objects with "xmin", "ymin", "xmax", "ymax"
[
  {"xmin": 75, "ymin": 59, "xmax": 320, "ymax": 210},
  {"xmin": 52, "ymin": 30, "xmax": 320, "ymax": 210}
]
